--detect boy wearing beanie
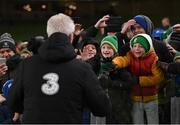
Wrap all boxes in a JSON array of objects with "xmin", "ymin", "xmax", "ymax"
[
  {"xmin": 113, "ymin": 34, "xmax": 164, "ymax": 124},
  {"xmin": 100, "ymin": 35, "xmax": 118, "ymax": 59},
  {"xmin": 78, "ymin": 37, "xmax": 100, "ymax": 75},
  {"xmin": 98, "ymin": 35, "xmax": 136, "ymax": 124}
]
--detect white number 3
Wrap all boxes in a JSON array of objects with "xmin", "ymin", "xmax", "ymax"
[{"xmin": 41, "ymin": 73, "xmax": 59, "ymax": 95}]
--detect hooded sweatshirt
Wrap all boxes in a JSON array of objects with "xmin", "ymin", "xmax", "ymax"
[{"xmin": 7, "ymin": 32, "xmax": 111, "ymax": 124}]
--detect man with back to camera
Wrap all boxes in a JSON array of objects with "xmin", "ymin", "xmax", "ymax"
[{"xmin": 7, "ymin": 13, "xmax": 111, "ymax": 124}]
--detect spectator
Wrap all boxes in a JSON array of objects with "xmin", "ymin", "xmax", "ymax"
[
  {"xmin": 113, "ymin": 34, "xmax": 164, "ymax": 124},
  {"xmin": 0, "ymin": 33, "xmax": 22, "ymax": 93},
  {"xmin": 0, "ymin": 33, "xmax": 22, "ymax": 123},
  {"xmin": 19, "ymin": 48, "xmax": 33, "ymax": 59},
  {"xmin": 161, "ymin": 17, "xmax": 171, "ymax": 30},
  {"xmin": 99, "ymin": 35, "xmax": 136, "ymax": 124},
  {"xmin": 79, "ymin": 37, "xmax": 100, "ymax": 74},
  {"xmin": 77, "ymin": 37, "xmax": 100, "ymax": 124}
]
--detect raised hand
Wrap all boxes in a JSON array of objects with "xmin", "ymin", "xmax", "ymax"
[
  {"xmin": 74, "ymin": 24, "xmax": 84, "ymax": 36},
  {"xmin": 94, "ymin": 15, "xmax": 110, "ymax": 29},
  {"xmin": 121, "ymin": 19, "xmax": 136, "ymax": 34}
]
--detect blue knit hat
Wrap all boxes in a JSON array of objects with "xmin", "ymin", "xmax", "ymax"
[
  {"xmin": 133, "ymin": 15, "xmax": 154, "ymax": 35},
  {"xmin": 134, "ymin": 15, "xmax": 147, "ymax": 31}
]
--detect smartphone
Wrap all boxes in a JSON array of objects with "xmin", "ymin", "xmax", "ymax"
[
  {"xmin": 106, "ymin": 17, "xmax": 122, "ymax": 32},
  {"xmin": 0, "ymin": 58, "xmax": 6, "ymax": 64}
]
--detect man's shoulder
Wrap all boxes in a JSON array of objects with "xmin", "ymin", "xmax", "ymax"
[{"xmin": 70, "ymin": 58, "xmax": 92, "ymax": 69}]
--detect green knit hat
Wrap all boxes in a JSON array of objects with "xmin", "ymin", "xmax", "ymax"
[
  {"xmin": 174, "ymin": 52, "xmax": 180, "ymax": 62},
  {"xmin": 130, "ymin": 34, "xmax": 152, "ymax": 53},
  {"xmin": 100, "ymin": 35, "xmax": 118, "ymax": 53}
]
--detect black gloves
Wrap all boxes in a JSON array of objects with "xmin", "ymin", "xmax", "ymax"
[
  {"xmin": 167, "ymin": 62, "xmax": 180, "ymax": 74},
  {"xmin": 157, "ymin": 61, "xmax": 169, "ymax": 72},
  {"xmin": 158, "ymin": 61, "xmax": 180, "ymax": 74},
  {"xmin": 101, "ymin": 57, "xmax": 116, "ymax": 72}
]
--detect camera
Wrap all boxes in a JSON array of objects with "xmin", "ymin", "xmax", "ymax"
[
  {"xmin": 0, "ymin": 58, "xmax": 6, "ymax": 64},
  {"xmin": 106, "ymin": 16, "xmax": 122, "ymax": 32}
]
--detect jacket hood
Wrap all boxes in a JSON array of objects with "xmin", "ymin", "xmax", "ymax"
[
  {"xmin": 130, "ymin": 33, "xmax": 154, "ymax": 55},
  {"xmin": 38, "ymin": 32, "xmax": 76, "ymax": 62}
]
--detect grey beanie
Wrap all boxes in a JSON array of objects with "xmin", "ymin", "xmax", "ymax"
[{"xmin": 0, "ymin": 33, "xmax": 16, "ymax": 52}]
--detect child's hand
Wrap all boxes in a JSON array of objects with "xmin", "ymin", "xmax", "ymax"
[
  {"xmin": 121, "ymin": 19, "xmax": 136, "ymax": 34},
  {"xmin": 74, "ymin": 24, "xmax": 84, "ymax": 36},
  {"xmin": 166, "ymin": 43, "xmax": 177, "ymax": 54}
]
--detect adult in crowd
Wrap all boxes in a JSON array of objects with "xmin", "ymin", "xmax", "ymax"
[
  {"xmin": 7, "ymin": 13, "xmax": 111, "ymax": 124},
  {"xmin": 0, "ymin": 33, "xmax": 22, "ymax": 123}
]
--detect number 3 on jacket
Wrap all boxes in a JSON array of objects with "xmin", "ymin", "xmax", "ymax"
[{"xmin": 41, "ymin": 73, "xmax": 59, "ymax": 95}]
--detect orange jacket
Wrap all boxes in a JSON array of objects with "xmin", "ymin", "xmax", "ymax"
[{"xmin": 113, "ymin": 51, "xmax": 164, "ymax": 102}]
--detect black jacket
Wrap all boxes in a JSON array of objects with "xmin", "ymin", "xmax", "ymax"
[{"xmin": 7, "ymin": 32, "xmax": 111, "ymax": 124}]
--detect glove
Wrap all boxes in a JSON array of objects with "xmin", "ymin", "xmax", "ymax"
[
  {"xmin": 157, "ymin": 61, "xmax": 169, "ymax": 72},
  {"xmin": 101, "ymin": 61, "xmax": 116, "ymax": 72},
  {"xmin": 167, "ymin": 62, "xmax": 180, "ymax": 74},
  {"xmin": 102, "ymin": 57, "xmax": 113, "ymax": 62}
]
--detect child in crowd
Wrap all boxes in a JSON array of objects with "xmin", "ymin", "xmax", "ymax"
[
  {"xmin": 79, "ymin": 37, "xmax": 100, "ymax": 74},
  {"xmin": 77, "ymin": 37, "xmax": 100, "ymax": 124},
  {"xmin": 113, "ymin": 33, "xmax": 164, "ymax": 124},
  {"xmin": 98, "ymin": 35, "xmax": 136, "ymax": 124},
  {"xmin": 19, "ymin": 48, "xmax": 33, "ymax": 59}
]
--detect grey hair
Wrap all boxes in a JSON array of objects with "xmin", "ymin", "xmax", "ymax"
[{"xmin": 47, "ymin": 13, "xmax": 75, "ymax": 37}]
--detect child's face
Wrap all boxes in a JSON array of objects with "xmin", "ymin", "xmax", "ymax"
[
  {"xmin": 83, "ymin": 44, "xmax": 97, "ymax": 57},
  {"xmin": 131, "ymin": 43, "xmax": 146, "ymax": 58},
  {"xmin": 101, "ymin": 44, "xmax": 115, "ymax": 58},
  {"xmin": 21, "ymin": 53, "xmax": 31, "ymax": 59},
  {"xmin": 131, "ymin": 23, "xmax": 146, "ymax": 35}
]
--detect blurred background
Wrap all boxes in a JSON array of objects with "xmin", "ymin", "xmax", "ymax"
[{"xmin": 0, "ymin": 0, "xmax": 180, "ymax": 41}]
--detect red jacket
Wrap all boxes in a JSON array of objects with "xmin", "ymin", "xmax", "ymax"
[{"xmin": 113, "ymin": 51, "xmax": 164, "ymax": 102}]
